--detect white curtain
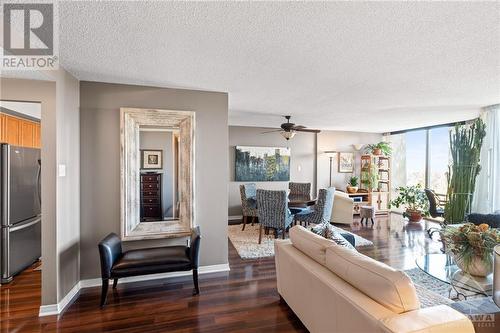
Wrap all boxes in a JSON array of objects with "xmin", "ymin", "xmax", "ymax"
[{"xmin": 472, "ymin": 104, "xmax": 500, "ymax": 213}]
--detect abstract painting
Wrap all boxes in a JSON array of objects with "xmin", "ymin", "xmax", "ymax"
[{"xmin": 235, "ymin": 146, "xmax": 290, "ymax": 181}]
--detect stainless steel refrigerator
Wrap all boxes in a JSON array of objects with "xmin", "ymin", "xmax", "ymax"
[{"xmin": 0, "ymin": 144, "xmax": 41, "ymax": 284}]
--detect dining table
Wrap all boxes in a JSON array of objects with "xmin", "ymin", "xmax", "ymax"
[
  {"xmin": 288, "ymin": 195, "xmax": 317, "ymax": 208},
  {"xmin": 247, "ymin": 195, "xmax": 317, "ymax": 214}
]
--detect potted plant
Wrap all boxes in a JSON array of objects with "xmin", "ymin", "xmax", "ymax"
[
  {"xmin": 346, "ymin": 176, "xmax": 359, "ymax": 193},
  {"xmin": 364, "ymin": 142, "xmax": 392, "ymax": 156},
  {"xmin": 445, "ymin": 119, "xmax": 486, "ymax": 224},
  {"xmin": 390, "ymin": 184, "xmax": 429, "ymax": 222},
  {"xmin": 441, "ymin": 223, "xmax": 499, "ymax": 277}
]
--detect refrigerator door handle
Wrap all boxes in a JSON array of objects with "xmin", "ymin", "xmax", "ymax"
[
  {"xmin": 37, "ymin": 158, "xmax": 41, "ymax": 205},
  {"xmin": 9, "ymin": 218, "xmax": 41, "ymax": 232}
]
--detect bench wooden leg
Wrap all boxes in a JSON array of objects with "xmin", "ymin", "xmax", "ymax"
[
  {"xmin": 192, "ymin": 269, "xmax": 200, "ymax": 295},
  {"xmin": 113, "ymin": 278, "xmax": 118, "ymax": 289},
  {"xmin": 251, "ymin": 216, "xmax": 255, "ymax": 226},
  {"xmin": 100, "ymin": 278, "xmax": 109, "ymax": 307}
]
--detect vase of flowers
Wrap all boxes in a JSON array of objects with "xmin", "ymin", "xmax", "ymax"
[
  {"xmin": 389, "ymin": 184, "xmax": 429, "ymax": 222},
  {"xmin": 441, "ymin": 223, "xmax": 500, "ymax": 277}
]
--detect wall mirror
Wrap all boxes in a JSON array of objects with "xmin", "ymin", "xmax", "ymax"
[{"xmin": 120, "ymin": 108, "xmax": 194, "ymax": 241}]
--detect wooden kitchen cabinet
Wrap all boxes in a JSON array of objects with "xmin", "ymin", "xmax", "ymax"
[
  {"xmin": 0, "ymin": 113, "xmax": 5, "ymax": 143},
  {"xmin": 0, "ymin": 112, "xmax": 41, "ymax": 148}
]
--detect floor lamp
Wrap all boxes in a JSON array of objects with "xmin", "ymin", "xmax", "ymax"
[{"xmin": 324, "ymin": 151, "xmax": 337, "ymax": 187}]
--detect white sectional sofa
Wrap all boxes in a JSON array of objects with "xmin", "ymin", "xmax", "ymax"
[{"xmin": 274, "ymin": 226, "xmax": 475, "ymax": 333}]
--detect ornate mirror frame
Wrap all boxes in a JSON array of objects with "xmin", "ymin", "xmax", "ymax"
[{"xmin": 120, "ymin": 108, "xmax": 195, "ymax": 241}]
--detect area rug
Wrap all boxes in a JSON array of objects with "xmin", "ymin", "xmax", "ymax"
[
  {"xmin": 404, "ymin": 268, "xmax": 454, "ymax": 308},
  {"xmin": 228, "ymin": 224, "xmax": 373, "ymax": 260}
]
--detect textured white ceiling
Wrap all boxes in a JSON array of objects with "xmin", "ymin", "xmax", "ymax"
[{"xmin": 58, "ymin": 1, "xmax": 499, "ymax": 132}]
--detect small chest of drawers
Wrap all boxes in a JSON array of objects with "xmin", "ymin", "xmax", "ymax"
[{"xmin": 140, "ymin": 173, "xmax": 162, "ymax": 221}]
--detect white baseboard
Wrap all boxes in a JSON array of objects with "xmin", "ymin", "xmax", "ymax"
[
  {"xmin": 39, "ymin": 263, "xmax": 230, "ymax": 317},
  {"xmin": 39, "ymin": 281, "xmax": 81, "ymax": 317},
  {"xmin": 228, "ymin": 215, "xmax": 242, "ymax": 221}
]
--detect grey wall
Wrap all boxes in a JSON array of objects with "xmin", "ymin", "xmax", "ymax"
[
  {"xmin": 80, "ymin": 81, "xmax": 228, "ymax": 280},
  {"xmin": 0, "ymin": 78, "xmax": 58, "ymax": 305},
  {"xmin": 228, "ymin": 126, "xmax": 382, "ymax": 217},
  {"xmin": 140, "ymin": 130, "xmax": 174, "ymax": 218},
  {"xmin": 228, "ymin": 126, "xmax": 316, "ymax": 216},
  {"xmin": 55, "ymin": 70, "xmax": 80, "ymax": 300},
  {"xmin": 0, "ymin": 73, "xmax": 80, "ymax": 305}
]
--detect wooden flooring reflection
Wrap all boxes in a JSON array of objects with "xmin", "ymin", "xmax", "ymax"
[{"xmin": 0, "ymin": 214, "xmax": 475, "ymax": 332}]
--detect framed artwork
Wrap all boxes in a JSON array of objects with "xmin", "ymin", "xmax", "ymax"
[
  {"xmin": 235, "ymin": 146, "xmax": 291, "ymax": 181},
  {"xmin": 338, "ymin": 152, "xmax": 354, "ymax": 173},
  {"xmin": 141, "ymin": 149, "xmax": 163, "ymax": 169}
]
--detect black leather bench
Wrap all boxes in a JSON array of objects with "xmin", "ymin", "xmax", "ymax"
[{"xmin": 98, "ymin": 227, "xmax": 201, "ymax": 307}]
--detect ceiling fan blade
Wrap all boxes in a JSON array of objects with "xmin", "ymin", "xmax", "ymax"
[
  {"xmin": 295, "ymin": 128, "xmax": 321, "ymax": 133},
  {"xmin": 261, "ymin": 129, "xmax": 283, "ymax": 134},
  {"xmin": 292, "ymin": 125, "xmax": 306, "ymax": 130}
]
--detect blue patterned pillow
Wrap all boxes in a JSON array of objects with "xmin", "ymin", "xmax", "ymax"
[{"xmin": 311, "ymin": 223, "xmax": 355, "ymax": 250}]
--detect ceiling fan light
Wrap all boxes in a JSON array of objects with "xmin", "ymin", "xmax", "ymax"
[{"xmin": 280, "ymin": 131, "xmax": 296, "ymax": 140}]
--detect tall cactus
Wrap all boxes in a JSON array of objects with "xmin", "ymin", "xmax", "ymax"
[{"xmin": 444, "ymin": 118, "xmax": 486, "ymax": 224}]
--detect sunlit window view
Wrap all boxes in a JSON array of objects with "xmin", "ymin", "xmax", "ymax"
[
  {"xmin": 404, "ymin": 127, "xmax": 451, "ymax": 194},
  {"xmin": 429, "ymin": 127, "xmax": 451, "ymax": 194},
  {"xmin": 405, "ymin": 130, "xmax": 426, "ymax": 187}
]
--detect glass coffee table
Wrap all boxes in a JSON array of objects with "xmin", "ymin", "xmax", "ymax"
[{"xmin": 416, "ymin": 253, "xmax": 493, "ymax": 301}]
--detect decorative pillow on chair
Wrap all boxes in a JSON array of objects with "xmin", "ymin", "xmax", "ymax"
[{"xmin": 311, "ymin": 222, "xmax": 355, "ymax": 250}]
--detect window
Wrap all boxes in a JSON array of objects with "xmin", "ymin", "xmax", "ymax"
[
  {"xmin": 405, "ymin": 130, "xmax": 426, "ymax": 187},
  {"xmin": 428, "ymin": 127, "xmax": 450, "ymax": 194},
  {"xmin": 393, "ymin": 125, "xmax": 452, "ymax": 193}
]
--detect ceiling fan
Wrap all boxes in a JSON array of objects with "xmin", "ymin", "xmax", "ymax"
[{"xmin": 262, "ymin": 116, "xmax": 321, "ymax": 140}]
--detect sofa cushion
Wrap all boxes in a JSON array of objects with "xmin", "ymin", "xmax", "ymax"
[
  {"xmin": 311, "ymin": 223, "xmax": 356, "ymax": 250},
  {"xmin": 325, "ymin": 245, "xmax": 420, "ymax": 314},
  {"xmin": 289, "ymin": 225, "xmax": 336, "ymax": 265}
]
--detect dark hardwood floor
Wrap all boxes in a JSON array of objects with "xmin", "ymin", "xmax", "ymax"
[{"xmin": 0, "ymin": 214, "xmax": 491, "ymax": 332}]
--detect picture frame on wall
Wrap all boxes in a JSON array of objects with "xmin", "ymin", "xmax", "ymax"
[
  {"xmin": 141, "ymin": 149, "xmax": 163, "ymax": 169},
  {"xmin": 338, "ymin": 152, "xmax": 354, "ymax": 173}
]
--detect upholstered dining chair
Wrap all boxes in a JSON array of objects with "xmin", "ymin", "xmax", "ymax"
[
  {"xmin": 240, "ymin": 183, "xmax": 258, "ymax": 230},
  {"xmin": 294, "ymin": 187, "xmax": 335, "ymax": 226},
  {"xmin": 288, "ymin": 182, "xmax": 311, "ymax": 199},
  {"xmin": 256, "ymin": 189, "xmax": 294, "ymax": 244}
]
